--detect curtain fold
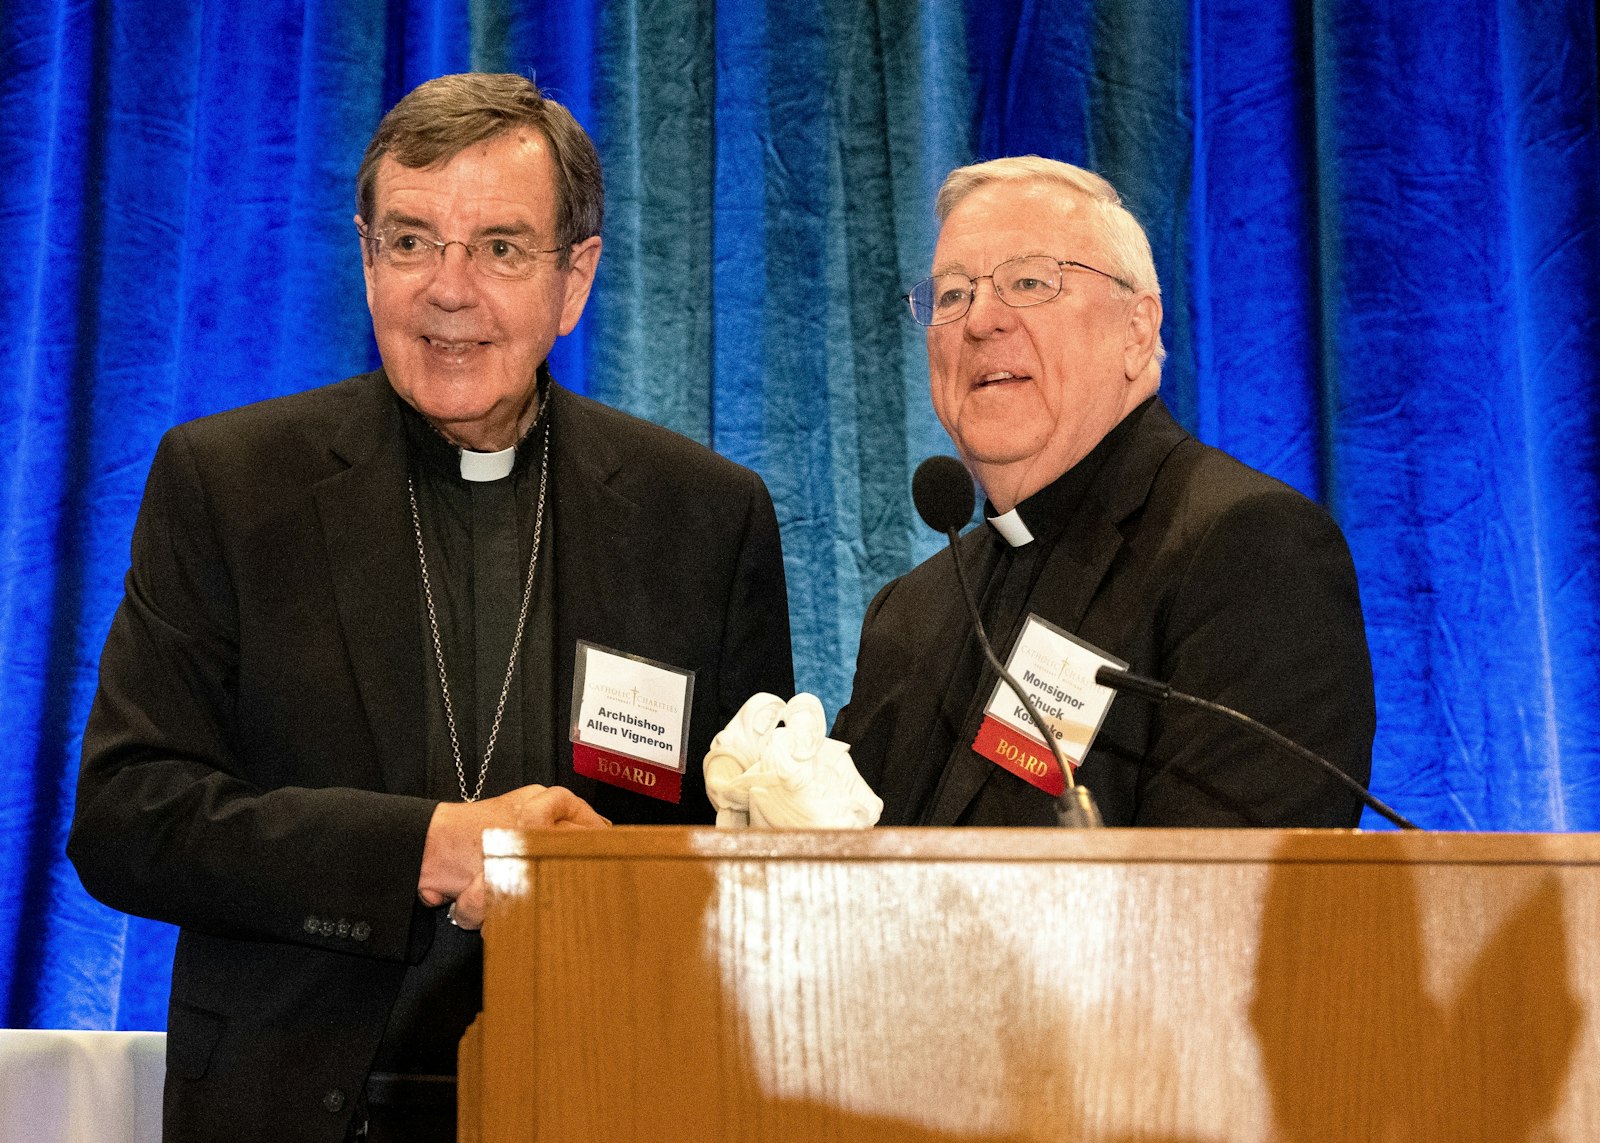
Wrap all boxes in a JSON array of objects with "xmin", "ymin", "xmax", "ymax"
[
  {"xmin": 2, "ymin": 0, "xmax": 1597, "ymax": 1029},
  {"xmin": 1313, "ymin": 1, "xmax": 1600, "ymax": 830}
]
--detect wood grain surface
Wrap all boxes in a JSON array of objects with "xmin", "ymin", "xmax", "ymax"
[{"xmin": 466, "ymin": 829, "xmax": 1598, "ymax": 1141}]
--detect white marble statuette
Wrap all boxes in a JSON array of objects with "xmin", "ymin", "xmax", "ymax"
[{"xmin": 702, "ymin": 693, "xmax": 884, "ymax": 829}]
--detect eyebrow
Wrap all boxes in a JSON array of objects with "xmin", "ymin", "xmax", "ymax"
[
  {"xmin": 376, "ymin": 212, "xmax": 542, "ymax": 240},
  {"xmin": 931, "ymin": 251, "xmax": 1059, "ymax": 277}
]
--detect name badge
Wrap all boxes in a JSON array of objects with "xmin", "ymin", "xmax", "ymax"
[
  {"xmin": 569, "ymin": 641, "xmax": 695, "ymax": 803},
  {"xmin": 971, "ymin": 614, "xmax": 1124, "ymax": 796}
]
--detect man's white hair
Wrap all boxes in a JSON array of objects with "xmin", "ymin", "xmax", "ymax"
[{"xmin": 935, "ymin": 156, "xmax": 1166, "ymax": 366}]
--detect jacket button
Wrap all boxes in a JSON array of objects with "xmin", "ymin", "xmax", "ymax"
[
  {"xmin": 323, "ymin": 1088, "xmax": 346, "ymax": 1113},
  {"xmin": 351, "ymin": 922, "xmax": 371, "ymax": 942},
  {"xmin": 319, "ymin": 920, "xmax": 335, "ymax": 937},
  {"xmin": 303, "ymin": 916, "xmax": 320, "ymax": 934},
  {"xmin": 336, "ymin": 919, "xmax": 351, "ymax": 938}
]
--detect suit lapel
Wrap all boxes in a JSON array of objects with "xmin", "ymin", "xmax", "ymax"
[
  {"xmin": 548, "ymin": 385, "xmax": 645, "ymax": 770},
  {"xmin": 313, "ymin": 374, "xmax": 427, "ymax": 797},
  {"xmin": 1031, "ymin": 399, "xmax": 1190, "ymax": 634},
  {"xmin": 922, "ymin": 398, "xmax": 1190, "ymax": 826}
]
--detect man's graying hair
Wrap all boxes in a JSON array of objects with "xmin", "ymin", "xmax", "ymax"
[
  {"xmin": 357, "ymin": 73, "xmax": 604, "ymax": 262},
  {"xmin": 936, "ymin": 156, "xmax": 1165, "ymax": 365}
]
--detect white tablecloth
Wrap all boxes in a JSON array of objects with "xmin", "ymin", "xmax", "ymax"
[{"xmin": 0, "ymin": 1030, "xmax": 165, "ymax": 1143}]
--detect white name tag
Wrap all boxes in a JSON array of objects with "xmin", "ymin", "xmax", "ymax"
[
  {"xmin": 570, "ymin": 642, "xmax": 695, "ymax": 802},
  {"xmin": 971, "ymin": 614, "xmax": 1124, "ymax": 794}
]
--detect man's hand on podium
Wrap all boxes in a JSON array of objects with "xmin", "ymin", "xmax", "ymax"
[{"xmin": 418, "ymin": 784, "xmax": 610, "ymax": 930}]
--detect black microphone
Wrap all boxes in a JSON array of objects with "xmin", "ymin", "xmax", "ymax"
[
  {"xmin": 1093, "ymin": 666, "xmax": 1420, "ymax": 830},
  {"xmin": 911, "ymin": 455, "xmax": 978, "ymax": 534},
  {"xmin": 912, "ymin": 456, "xmax": 1102, "ymax": 829}
]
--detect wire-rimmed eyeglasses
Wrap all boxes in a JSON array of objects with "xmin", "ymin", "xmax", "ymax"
[
  {"xmin": 358, "ymin": 223, "xmax": 569, "ymax": 281},
  {"xmin": 905, "ymin": 255, "xmax": 1134, "ymax": 327}
]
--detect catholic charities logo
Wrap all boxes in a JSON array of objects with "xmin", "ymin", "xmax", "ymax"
[
  {"xmin": 594, "ymin": 681, "xmax": 680, "ymax": 718},
  {"xmin": 1017, "ymin": 641, "xmax": 1094, "ymax": 695}
]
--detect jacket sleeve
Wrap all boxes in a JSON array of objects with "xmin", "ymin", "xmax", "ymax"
[{"xmin": 68, "ymin": 426, "xmax": 438, "ymax": 964}]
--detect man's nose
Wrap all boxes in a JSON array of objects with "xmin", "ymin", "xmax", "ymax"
[
  {"xmin": 423, "ymin": 243, "xmax": 479, "ymax": 308},
  {"xmin": 963, "ymin": 276, "xmax": 1013, "ymax": 335}
]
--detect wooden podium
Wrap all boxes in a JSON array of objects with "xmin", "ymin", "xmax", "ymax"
[{"xmin": 460, "ymin": 828, "xmax": 1599, "ymax": 1142}]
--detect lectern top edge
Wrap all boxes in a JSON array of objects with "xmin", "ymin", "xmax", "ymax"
[{"xmin": 481, "ymin": 825, "xmax": 1600, "ymax": 867}]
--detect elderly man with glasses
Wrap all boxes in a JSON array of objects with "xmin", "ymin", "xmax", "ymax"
[
  {"xmin": 833, "ymin": 157, "xmax": 1375, "ymax": 831},
  {"xmin": 69, "ymin": 73, "xmax": 792, "ymax": 1143}
]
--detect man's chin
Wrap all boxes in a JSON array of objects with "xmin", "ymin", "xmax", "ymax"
[
  {"xmin": 386, "ymin": 387, "xmax": 495, "ymax": 444},
  {"xmin": 955, "ymin": 438, "xmax": 1074, "ymax": 508},
  {"xmin": 950, "ymin": 428, "xmax": 1050, "ymax": 471},
  {"xmin": 413, "ymin": 394, "xmax": 546, "ymax": 453}
]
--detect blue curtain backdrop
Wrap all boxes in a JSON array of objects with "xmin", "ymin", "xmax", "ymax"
[{"xmin": 2, "ymin": 0, "xmax": 1597, "ymax": 1029}]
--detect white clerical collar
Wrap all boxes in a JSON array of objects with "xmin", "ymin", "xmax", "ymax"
[
  {"xmin": 987, "ymin": 508, "xmax": 1035, "ymax": 548},
  {"xmin": 458, "ymin": 445, "xmax": 517, "ymax": 482}
]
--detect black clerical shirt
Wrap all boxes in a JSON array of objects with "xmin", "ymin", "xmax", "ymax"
[
  {"xmin": 924, "ymin": 398, "xmax": 1155, "ymax": 826},
  {"xmin": 371, "ymin": 389, "xmax": 558, "ymax": 1079}
]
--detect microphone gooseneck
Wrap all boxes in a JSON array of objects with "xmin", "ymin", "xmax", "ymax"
[
  {"xmin": 1093, "ymin": 667, "xmax": 1420, "ymax": 831},
  {"xmin": 912, "ymin": 456, "xmax": 1102, "ymax": 829}
]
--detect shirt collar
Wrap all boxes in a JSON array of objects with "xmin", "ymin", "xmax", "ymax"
[
  {"xmin": 458, "ymin": 445, "xmax": 517, "ymax": 482},
  {"xmin": 986, "ymin": 508, "xmax": 1035, "ymax": 548}
]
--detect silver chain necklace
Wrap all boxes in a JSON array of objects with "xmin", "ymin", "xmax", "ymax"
[{"xmin": 408, "ymin": 418, "xmax": 550, "ymax": 803}]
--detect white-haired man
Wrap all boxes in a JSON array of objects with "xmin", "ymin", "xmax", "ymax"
[{"xmin": 834, "ymin": 157, "xmax": 1375, "ymax": 827}]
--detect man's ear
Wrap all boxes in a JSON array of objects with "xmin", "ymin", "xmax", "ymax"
[
  {"xmin": 1123, "ymin": 291, "xmax": 1162, "ymax": 383},
  {"xmin": 558, "ymin": 236, "xmax": 603, "ymax": 336}
]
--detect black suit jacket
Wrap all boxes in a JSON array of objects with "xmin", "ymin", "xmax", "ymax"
[
  {"xmin": 833, "ymin": 399, "xmax": 1374, "ymax": 828},
  {"xmin": 68, "ymin": 371, "xmax": 793, "ymax": 1141}
]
